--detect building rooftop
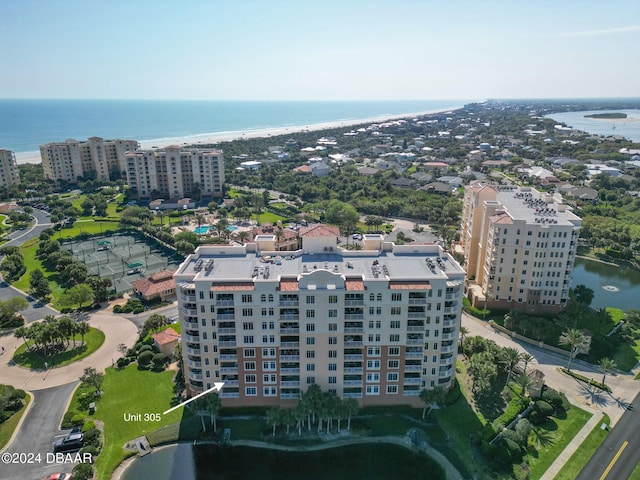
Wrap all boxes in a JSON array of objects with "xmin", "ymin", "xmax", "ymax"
[{"xmin": 491, "ymin": 186, "xmax": 581, "ymax": 226}]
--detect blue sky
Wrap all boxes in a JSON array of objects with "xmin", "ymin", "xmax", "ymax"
[{"xmin": 1, "ymin": 0, "xmax": 638, "ymax": 100}]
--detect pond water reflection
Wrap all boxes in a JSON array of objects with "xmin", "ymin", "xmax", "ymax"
[{"xmin": 571, "ymin": 257, "xmax": 640, "ymax": 311}]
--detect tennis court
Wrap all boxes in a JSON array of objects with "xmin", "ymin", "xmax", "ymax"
[{"xmin": 62, "ymin": 233, "xmax": 181, "ymax": 293}]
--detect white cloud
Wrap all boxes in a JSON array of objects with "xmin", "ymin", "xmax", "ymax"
[{"xmin": 551, "ymin": 25, "xmax": 640, "ymax": 38}]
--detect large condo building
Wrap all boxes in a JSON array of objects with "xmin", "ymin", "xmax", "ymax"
[
  {"xmin": 40, "ymin": 137, "xmax": 139, "ymax": 183},
  {"xmin": 0, "ymin": 150, "xmax": 20, "ymax": 188},
  {"xmin": 125, "ymin": 147, "xmax": 224, "ymax": 200},
  {"xmin": 174, "ymin": 224, "xmax": 465, "ymax": 407},
  {"xmin": 460, "ymin": 184, "xmax": 582, "ymax": 314}
]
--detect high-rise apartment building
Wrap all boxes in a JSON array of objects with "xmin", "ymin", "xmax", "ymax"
[
  {"xmin": 0, "ymin": 150, "xmax": 20, "ymax": 188},
  {"xmin": 40, "ymin": 137, "xmax": 138, "ymax": 183},
  {"xmin": 125, "ymin": 147, "xmax": 224, "ymax": 200},
  {"xmin": 174, "ymin": 224, "xmax": 465, "ymax": 407},
  {"xmin": 460, "ymin": 184, "xmax": 582, "ymax": 314}
]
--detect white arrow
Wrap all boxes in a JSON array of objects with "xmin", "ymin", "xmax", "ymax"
[{"xmin": 163, "ymin": 382, "xmax": 225, "ymax": 415}]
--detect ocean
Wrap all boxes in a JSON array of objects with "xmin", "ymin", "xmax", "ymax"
[{"xmin": 0, "ymin": 99, "xmax": 466, "ymax": 162}]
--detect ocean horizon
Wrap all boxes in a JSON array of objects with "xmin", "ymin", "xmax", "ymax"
[{"xmin": 0, "ymin": 99, "xmax": 470, "ymax": 163}]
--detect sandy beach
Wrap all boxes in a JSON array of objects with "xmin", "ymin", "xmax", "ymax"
[{"xmin": 13, "ymin": 106, "xmax": 461, "ymax": 165}]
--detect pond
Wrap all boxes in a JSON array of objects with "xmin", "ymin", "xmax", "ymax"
[
  {"xmin": 571, "ymin": 257, "xmax": 640, "ymax": 311},
  {"xmin": 122, "ymin": 442, "xmax": 445, "ymax": 480}
]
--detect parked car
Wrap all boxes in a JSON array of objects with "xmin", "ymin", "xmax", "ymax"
[
  {"xmin": 42, "ymin": 473, "xmax": 72, "ymax": 480},
  {"xmin": 352, "ymin": 234, "xmax": 363, "ymax": 241},
  {"xmin": 53, "ymin": 432, "xmax": 84, "ymax": 453}
]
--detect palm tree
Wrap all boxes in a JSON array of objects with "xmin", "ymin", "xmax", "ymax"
[
  {"xmin": 205, "ymin": 392, "xmax": 221, "ymax": 433},
  {"xmin": 516, "ymin": 373, "xmax": 533, "ymax": 406},
  {"xmin": 419, "ymin": 387, "xmax": 445, "ymax": 419},
  {"xmin": 267, "ymin": 407, "xmax": 282, "ymax": 436},
  {"xmin": 520, "ymin": 352, "xmax": 535, "ymax": 374},
  {"xmin": 343, "ymin": 398, "xmax": 359, "ymax": 431},
  {"xmin": 459, "ymin": 326, "xmax": 469, "ymax": 344},
  {"xmin": 558, "ymin": 328, "xmax": 591, "ymax": 371},
  {"xmin": 235, "ymin": 230, "xmax": 249, "ymax": 245},
  {"xmin": 76, "ymin": 321, "xmax": 90, "ymax": 347},
  {"xmin": 500, "ymin": 347, "xmax": 522, "ymax": 387},
  {"xmin": 14, "ymin": 326, "xmax": 29, "ymax": 350},
  {"xmin": 195, "ymin": 214, "xmax": 205, "ymax": 230},
  {"xmin": 598, "ymin": 357, "xmax": 617, "ymax": 386},
  {"xmin": 274, "ymin": 229, "xmax": 284, "ymax": 250}
]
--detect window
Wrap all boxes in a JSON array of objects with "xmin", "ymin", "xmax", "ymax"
[
  {"xmin": 389, "ymin": 334, "xmax": 400, "ymax": 342},
  {"xmin": 261, "ymin": 294, "xmax": 266, "ymax": 302},
  {"xmin": 329, "ymin": 323, "xmax": 338, "ymax": 331},
  {"xmin": 366, "ymin": 360, "xmax": 380, "ymax": 369},
  {"xmin": 306, "ymin": 323, "xmax": 315, "ymax": 332},
  {"xmin": 387, "ymin": 372, "xmax": 399, "ymax": 382},
  {"xmin": 307, "ymin": 377, "xmax": 315, "ymax": 384},
  {"xmin": 306, "ymin": 337, "xmax": 315, "ymax": 345},
  {"xmin": 366, "ymin": 372, "xmax": 380, "ymax": 382},
  {"xmin": 264, "ymin": 387, "xmax": 277, "ymax": 396},
  {"xmin": 370, "ymin": 293, "xmax": 375, "ymax": 301},
  {"xmin": 391, "ymin": 293, "xmax": 402, "ymax": 301},
  {"xmin": 377, "ymin": 293, "xmax": 382, "ymax": 301},
  {"xmin": 391, "ymin": 307, "xmax": 401, "ymax": 315},
  {"xmin": 306, "ymin": 364, "xmax": 315, "ymax": 371},
  {"xmin": 387, "ymin": 385, "xmax": 398, "ymax": 394},
  {"xmin": 329, "ymin": 337, "xmax": 338, "ymax": 345},
  {"xmin": 262, "ymin": 348, "xmax": 276, "ymax": 358},
  {"xmin": 261, "ymin": 308, "xmax": 267, "ymax": 316},
  {"xmin": 328, "ymin": 295, "xmax": 338, "ymax": 304},
  {"xmin": 388, "ymin": 360, "xmax": 399, "ymax": 369},
  {"xmin": 306, "ymin": 295, "xmax": 315, "ymax": 304},
  {"xmin": 367, "ymin": 347, "xmax": 381, "ymax": 356},
  {"xmin": 328, "ymin": 350, "xmax": 337, "ymax": 358},
  {"xmin": 244, "ymin": 348, "xmax": 256, "ymax": 357},
  {"xmin": 245, "ymin": 387, "xmax": 257, "ymax": 396},
  {"xmin": 242, "ymin": 322, "xmax": 254, "ymax": 330},
  {"xmin": 243, "ymin": 335, "xmax": 254, "ymax": 344},
  {"xmin": 329, "ymin": 363, "xmax": 337, "ymax": 371},
  {"xmin": 268, "ymin": 294, "xmax": 274, "ymax": 302},
  {"xmin": 263, "ymin": 361, "xmax": 277, "ymax": 370},
  {"xmin": 389, "ymin": 347, "xmax": 400, "ymax": 356},
  {"xmin": 390, "ymin": 320, "xmax": 400, "ymax": 329},
  {"xmin": 329, "ymin": 376, "xmax": 337, "ymax": 384},
  {"xmin": 306, "ymin": 351, "xmax": 315, "ymax": 358},
  {"xmin": 306, "ymin": 310, "xmax": 315, "ymax": 318},
  {"xmin": 244, "ymin": 361, "xmax": 256, "ymax": 370},
  {"xmin": 328, "ymin": 309, "xmax": 338, "ymax": 318},
  {"xmin": 199, "ymin": 291, "xmax": 204, "ymax": 299},
  {"xmin": 244, "ymin": 374, "xmax": 256, "ymax": 383},
  {"xmin": 210, "ymin": 305, "xmax": 215, "ymax": 313},
  {"xmin": 200, "ymin": 305, "xmax": 205, "ymax": 313},
  {"xmin": 366, "ymin": 385, "xmax": 379, "ymax": 395},
  {"xmin": 242, "ymin": 294, "xmax": 253, "ymax": 303},
  {"xmin": 263, "ymin": 374, "xmax": 277, "ymax": 383}
]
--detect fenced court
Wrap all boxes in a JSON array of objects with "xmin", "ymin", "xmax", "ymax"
[{"xmin": 62, "ymin": 233, "xmax": 181, "ymax": 294}]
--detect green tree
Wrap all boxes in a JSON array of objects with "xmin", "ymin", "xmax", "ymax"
[
  {"xmin": 72, "ymin": 462, "xmax": 93, "ymax": 480},
  {"xmin": 598, "ymin": 357, "xmax": 617, "ymax": 386},
  {"xmin": 419, "ymin": 386, "xmax": 445, "ymax": 419},
  {"xmin": 0, "ymin": 297, "xmax": 29, "ymax": 326},
  {"xmin": 267, "ymin": 407, "xmax": 282, "ymax": 436},
  {"xmin": 79, "ymin": 367, "xmax": 104, "ymax": 396},
  {"xmin": 343, "ymin": 397, "xmax": 359, "ymax": 431},
  {"xmin": 76, "ymin": 321, "xmax": 90, "ymax": 346},
  {"xmin": 572, "ymin": 284, "xmax": 594, "ymax": 306},
  {"xmin": 60, "ymin": 283, "xmax": 94, "ymax": 310},
  {"xmin": 29, "ymin": 268, "xmax": 51, "ymax": 300},
  {"xmin": 558, "ymin": 328, "xmax": 591, "ymax": 371},
  {"xmin": 500, "ymin": 347, "xmax": 522, "ymax": 387}
]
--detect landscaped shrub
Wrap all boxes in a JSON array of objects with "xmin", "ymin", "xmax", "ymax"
[
  {"xmin": 541, "ymin": 388, "xmax": 565, "ymax": 411},
  {"xmin": 116, "ymin": 357, "xmax": 130, "ymax": 368},
  {"xmin": 61, "ymin": 411, "xmax": 78, "ymax": 428},
  {"xmin": 152, "ymin": 353, "xmax": 167, "ymax": 370},
  {"xmin": 70, "ymin": 414, "xmax": 86, "ymax": 428},
  {"xmin": 137, "ymin": 350, "xmax": 154, "ymax": 368},
  {"xmin": 72, "ymin": 462, "xmax": 94, "ymax": 480},
  {"xmin": 139, "ymin": 344, "xmax": 153, "ymax": 353},
  {"xmin": 79, "ymin": 445, "xmax": 99, "ymax": 458},
  {"xmin": 82, "ymin": 420, "xmax": 96, "ymax": 432},
  {"xmin": 113, "ymin": 305, "xmax": 122, "ymax": 313},
  {"xmin": 83, "ymin": 427, "xmax": 101, "ymax": 448},
  {"xmin": 530, "ymin": 400, "xmax": 553, "ymax": 425}
]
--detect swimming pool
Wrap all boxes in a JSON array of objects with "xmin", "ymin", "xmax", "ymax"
[
  {"xmin": 194, "ymin": 226, "xmax": 210, "ymax": 235},
  {"xmin": 227, "ymin": 225, "xmax": 238, "ymax": 232}
]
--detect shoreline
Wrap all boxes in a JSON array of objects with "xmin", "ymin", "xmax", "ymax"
[{"xmin": 13, "ymin": 105, "xmax": 463, "ymax": 165}]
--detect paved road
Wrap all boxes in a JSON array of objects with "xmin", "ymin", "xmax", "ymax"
[{"xmin": 0, "ymin": 382, "xmax": 80, "ymax": 480}]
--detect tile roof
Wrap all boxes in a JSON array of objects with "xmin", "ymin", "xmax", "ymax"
[
  {"xmin": 300, "ymin": 224, "xmax": 340, "ymax": 238},
  {"xmin": 131, "ymin": 275, "xmax": 176, "ymax": 297},
  {"xmin": 152, "ymin": 328, "xmax": 180, "ymax": 346},
  {"xmin": 210, "ymin": 282, "xmax": 255, "ymax": 291},
  {"xmin": 279, "ymin": 278, "xmax": 299, "ymax": 291},
  {"xmin": 345, "ymin": 279, "xmax": 365, "ymax": 290},
  {"xmin": 148, "ymin": 270, "xmax": 175, "ymax": 282},
  {"xmin": 389, "ymin": 281, "xmax": 431, "ymax": 290}
]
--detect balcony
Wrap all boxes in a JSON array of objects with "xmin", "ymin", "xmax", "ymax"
[
  {"xmin": 343, "ymin": 392, "xmax": 363, "ymax": 399},
  {"xmin": 439, "ymin": 368, "xmax": 453, "ymax": 378},
  {"xmin": 407, "ymin": 325, "xmax": 424, "ymax": 333},
  {"xmin": 183, "ymin": 320, "xmax": 199, "ymax": 329},
  {"xmin": 403, "ymin": 377, "xmax": 422, "ymax": 385},
  {"xmin": 344, "ymin": 314, "xmax": 364, "ymax": 320},
  {"xmin": 218, "ymin": 328, "xmax": 236, "ymax": 334},
  {"xmin": 279, "ymin": 355, "xmax": 300, "ymax": 361},
  {"xmin": 343, "ymin": 367, "xmax": 363, "ymax": 374},
  {"xmin": 344, "ymin": 380, "xmax": 363, "ymax": 387},
  {"xmin": 444, "ymin": 307, "xmax": 458, "ymax": 314},
  {"xmin": 281, "ymin": 380, "xmax": 300, "ymax": 387},
  {"xmin": 344, "ymin": 327, "xmax": 363, "ymax": 334},
  {"xmin": 281, "ymin": 393, "xmax": 300, "ymax": 399},
  {"xmin": 188, "ymin": 371, "xmax": 203, "ymax": 381},
  {"xmin": 440, "ymin": 356, "xmax": 455, "ymax": 366},
  {"xmin": 220, "ymin": 366, "xmax": 238, "ymax": 374},
  {"xmin": 408, "ymin": 312, "xmax": 426, "ymax": 319},
  {"xmin": 279, "ymin": 328, "xmax": 300, "ymax": 334},
  {"xmin": 440, "ymin": 345, "xmax": 456, "ymax": 354},
  {"xmin": 219, "ymin": 354, "xmax": 237, "ymax": 361},
  {"xmin": 217, "ymin": 314, "xmax": 236, "ymax": 320},
  {"xmin": 219, "ymin": 341, "xmax": 237, "ymax": 348},
  {"xmin": 443, "ymin": 318, "xmax": 457, "ymax": 328},
  {"xmin": 405, "ymin": 351, "xmax": 423, "ymax": 359},
  {"xmin": 441, "ymin": 332, "xmax": 456, "ymax": 341},
  {"xmin": 181, "ymin": 294, "xmax": 196, "ymax": 303},
  {"xmin": 344, "ymin": 341, "xmax": 363, "ymax": 348},
  {"xmin": 404, "ymin": 365, "xmax": 422, "ymax": 372},
  {"xmin": 279, "ymin": 300, "xmax": 299, "ymax": 306},
  {"xmin": 184, "ymin": 333, "xmax": 200, "ymax": 342},
  {"xmin": 187, "ymin": 359, "xmax": 202, "ymax": 368},
  {"xmin": 223, "ymin": 380, "xmax": 239, "ymax": 387},
  {"xmin": 344, "ymin": 354, "xmax": 364, "ymax": 361},
  {"xmin": 408, "ymin": 298, "xmax": 427, "ymax": 305},
  {"xmin": 279, "ymin": 314, "xmax": 299, "ymax": 321},
  {"xmin": 221, "ymin": 392, "xmax": 240, "ymax": 399},
  {"xmin": 216, "ymin": 300, "xmax": 234, "ymax": 306},
  {"xmin": 403, "ymin": 390, "xmax": 421, "ymax": 396},
  {"xmin": 280, "ymin": 367, "xmax": 299, "ymax": 374},
  {"xmin": 281, "ymin": 341, "xmax": 299, "ymax": 348},
  {"xmin": 181, "ymin": 307, "xmax": 197, "ymax": 316},
  {"xmin": 406, "ymin": 338, "xmax": 423, "ymax": 345},
  {"xmin": 344, "ymin": 299, "xmax": 364, "ymax": 306},
  {"xmin": 185, "ymin": 347, "xmax": 201, "ymax": 355}
]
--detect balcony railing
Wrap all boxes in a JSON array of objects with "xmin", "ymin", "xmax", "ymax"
[
  {"xmin": 344, "ymin": 327, "xmax": 363, "ymax": 334},
  {"xmin": 223, "ymin": 380, "xmax": 239, "ymax": 387},
  {"xmin": 216, "ymin": 300, "xmax": 234, "ymax": 306},
  {"xmin": 219, "ymin": 354, "xmax": 237, "ymax": 361},
  {"xmin": 188, "ymin": 371, "xmax": 203, "ymax": 381},
  {"xmin": 408, "ymin": 298, "xmax": 427, "ymax": 305},
  {"xmin": 280, "ymin": 368, "xmax": 299, "ymax": 374},
  {"xmin": 344, "ymin": 341, "xmax": 363, "ymax": 347},
  {"xmin": 344, "ymin": 299, "xmax": 364, "ymax": 306},
  {"xmin": 220, "ymin": 367, "xmax": 238, "ymax": 374},
  {"xmin": 181, "ymin": 294, "xmax": 196, "ymax": 303},
  {"xmin": 403, "ymin": 390, "xmax": 421, "ymax": 396},
  {"xmin": 344, "ymin": 380, "xmax": 363, "ymax": 386},
  {"xmin": 185, "ymin": 347, "xmax": 201, "ymax": 355},
  {"xmin": 343, "ymin": 392, "xmax": 362, "ymax": 399},
  {"xmin": 181, "ymin": 307, "xmax": 197, "ymax": 316},
  {"xmin": 344, "ymin": 354, "xmax": 363, "ymax": 361},
  {"xmin": 440, "ymin": 345, "xmax": 456, "ymax": 354},
  {"xmin": 279, "ymin": 328, "xmax": 299, "ymax": 334},
  {"xmin": 439, "ymin": 368, "xmax": 453, "ymax": 378},
  {"xmin": 279, "ymin": 300, "xmax": 299, "ymax": 306},
  {"xmin": 281, "ymin": 342, "xmax": 299, "ymax": 348},
  {"xmin": 441, "ymin": 332, "xmax": 456, "ymax": 341},
  {"xmin": 218, "ymin": 328, "xmax": 236, "ymax": 334},
  {"xmin": 344, "ymin": 314, "xmax": 364, "ymax": 320},
  {"xmin": 281, "ymin": 381, "xmax": 300, "ymax": 387},
  {"xmin": 405, "ymin": 351, "xmax": 423, "ymax": 359},
  {"xmin": 187, "ymin": 359, "xmax": 202, "ymax": 368},
  {"xmin": 443, "ymin": 319, "xmax": 457, "ymax": 328},
  {"xmin": 404, "ymin": 365, "xmax": 422, "ymax": 372},
  {"xmin": 344, "ymin": 367, "xmax": 363, "ymax": 374},
  {"xmin": 279, "ymin": 355, "xmax": 300, "ymax": 361},
  {"xmin": 184, "ymin": 333, "xmax": 200, "ymax": 342},
  {"xmin": 221, "ymin": 392, "xmax": 240, "ymax": 399},
  {"xmin": 279, "ymin": 315, "xmax": 299, "ymax": 321},
  {"xmin": 217, "ymin": 314, "xmax": 236, "ymax": 320},
  {"xmin": 219, "ymin": 341, "xmax": 237, "ymax": 348},
  {"xmin": 403, "ymin": 377, "xmax": 422, "ymax": 385},
  {"xmin": 407, "ymin": 326, "xmax": 423, "ymax": 333},
  {"xmin": 440, "ymin": 356, "xmax": 454, "ymax": 366},
  {"xmin": 281, "ymin": 393, "xmax": 300, "ymax": 399},
  {"xmin": 406, "ymin": 338, "xmax": 423, "ymax": 345},
  {"xmin": 407, "ymin": 312, "xmax": 426, "ymax": 319}
]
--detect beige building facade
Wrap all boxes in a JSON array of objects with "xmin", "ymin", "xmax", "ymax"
[
  {"xmin": 461, "ymin": 184, "xmax": 582, "ymax": 314},
  {"xmin": 40, "ymin": 137, "xmax": 138, "ymax": 182},
  {"xmin": 0, "ymin": 150, "xmax": 20, "ymax": 188},
  {"xmin": 174, "ymin": 225, "xmax": 465, "ymax": 408},
  {"xmin": 125, "ymin": 147, "xmax": 224, "ymax": 200}
]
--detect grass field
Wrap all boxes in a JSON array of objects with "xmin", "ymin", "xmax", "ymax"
[
  {"xmin": 553, "ymin": 414, "xmax": 609, "ymax": 480},
  {"xmin": 0, "ymin": 394, "xmax": 31, "ymax": 450},
  {"xmin": 529, "ymin": 405, "xmax": 592, "ymax": 479},
  {"xmin": 12, "ymin": 327, "xmax": 105, "ymax": 369},
  {"xmin": 253, "ymin": 211, "xmax": 287, "ymax": 224},
  {"xmin": 92, "ymin": 365, "xmax": 185, "ymax": 480}
]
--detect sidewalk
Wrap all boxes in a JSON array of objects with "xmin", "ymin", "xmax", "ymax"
[{"xmin": 0, "ymin": 311, "xmax": 138, "ymax": 391}]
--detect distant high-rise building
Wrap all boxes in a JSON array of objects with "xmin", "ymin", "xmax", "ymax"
[
  {"xmin": 125, "ymin": 146, "xmax": 224, "ymax": 200},
  {"xmin": 460, "ymin": 184, "xmax": 581, "ymax": 314},
  {"xmin": 0, "ymin": 150, "xmax": 20, "ymax": 189},
  {"xmin": 40, "ymin": 137, "xmax": 138, "ymax": 183},
  {"xmin": 174, "ymin": 226, "xmax": 464, "ymax": 407}
]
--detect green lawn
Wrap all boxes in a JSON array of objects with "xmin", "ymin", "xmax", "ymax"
[
  {"xmin": 529, "ymin": 406, "xmax": 592, "ymax": 479},
  {"xmin": 0, "ymin": 394, "xmax": 31, "ymax": 449},
  {"xmin": 92, "ymin": 365, "xmax": 185, "ymax": 480},
  {"xmin": 12, "ymin": 327, "xmax": 105, "ymax": 369},
  {"xmin": 254, "ymin": 211, "xmax": 287, "ymax": 224},
  {"xmin": 553, "ymin": 414, "xmax": 610, "ymax": 480}
]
